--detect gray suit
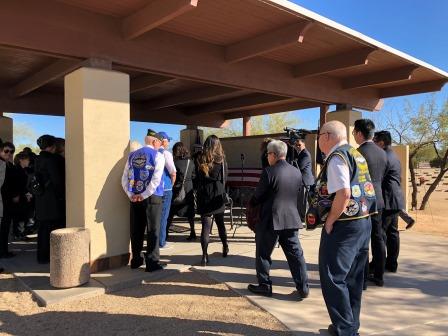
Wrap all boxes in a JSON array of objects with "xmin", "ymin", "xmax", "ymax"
[{"xmin": 252, "ymin": 159, "xmax": 309, "ymax": 292}]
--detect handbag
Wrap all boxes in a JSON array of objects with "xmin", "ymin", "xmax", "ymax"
[
  {"xmin": 221, "ymin": 162, "xmax": 231, "ymax": 205},
  {"xmin": 246, "ymin": 196, "xmax": 260, "ymax": 232},
  {"xmin": 172, "ymin": 159, "xmax": 190, "ymax": 205}
]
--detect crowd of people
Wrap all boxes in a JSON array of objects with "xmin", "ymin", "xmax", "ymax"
[
  {"xmin": 0, "ymin": 135, "xmax": 65, "ymax": 267},
  {"xmin": 1, "ymin": 118, "xmax": 414, "ymax": 336}
]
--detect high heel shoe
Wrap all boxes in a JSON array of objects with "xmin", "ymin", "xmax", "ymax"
[
  {"xmin": 200, "ymin": 254, "xmax": 209, "ymax": 266},
  {"xmin": 222, "ymin": 245, "xmax": 229, "ymax": 258}
]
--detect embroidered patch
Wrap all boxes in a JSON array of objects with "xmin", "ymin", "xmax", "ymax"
[
  {"xmin": 351, "ymin": 184, "xmax": 362, "ymax": 198},
  {"xmin": 318, "ymin": 199, "xmax": 332, "ymax": 208},
  {"xmin": 360, "ymin": 198, "xmax": 368, "ymax": 214},
  {"xmin": 343, "ymin": 199, "xmax": 360, "ymax": 216},
  {"xmin": 145, "ymin": 164, "xmax": 155, "ymax": 170},
  {"xmin": 136, "ymin": 180, "xmax": 144, "ymax": 192},
  {"xmin": 140, "ymin": 170, "xmax": 149, "ymax": 181},
  {"xmin": 318, "ymin": 183, "xmax": 329, "ymax": 197},
  {"xmin": 306, "ymin": 213, "xmax": 316, "ymax": 225},
  {"xmin": 132, "ymin": 154, "xmax": 146, "ymax": 168},
  {"xmin": 363, "ymin": 182, "xmax": 375, "ymax": 197}
]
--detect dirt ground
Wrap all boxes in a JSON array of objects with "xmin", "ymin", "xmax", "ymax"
[
  {"xmin": 0, "ymin": 270, "xmax": 292, "ymax": 336},
  {"xmin": 402, "ymin": 169, "xmax": 448, "ymax": 237}
]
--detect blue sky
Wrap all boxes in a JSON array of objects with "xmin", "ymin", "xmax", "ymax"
[{"xmin": 7, "ymin": 0, "xmax": 448, "ymax": 146}]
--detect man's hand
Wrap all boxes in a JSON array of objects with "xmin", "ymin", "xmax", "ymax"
[
  {"xmin": 325, "ymin": 221, "xmax": 334, "ymax": 234},
  {"xmin": 131, "ymin": 194, "xmax": 144, "ymax": 202}
]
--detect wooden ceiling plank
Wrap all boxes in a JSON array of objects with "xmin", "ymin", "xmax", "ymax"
[
  {"xmin": 186, "ymin": 93, "xmax": 293, "ymax": 116},
  {"xmin": 379, "ymin": 79, "xmax": 447, "ymax": 98},
  {"xmin": 145, "ymin": 86, "xmax": 239, "ymax": 109},
  {"xmin": 130, "ymin": 74, "xmax": 177, "ymax": 93},
  {"xmin": 122, "ymin": 0, "xmax": 199, "ymax": 40},
  {"xmin": 342, "ymin": 65, "xmax": 419, "ymax": 90},
  {"xmin": 9, "ymin": 59, "xmax": 80, "ymax": 98},
  {"xmin": 225, "ymin": 21, "xmax": 313, "ymax": 64},
  {"xmin": 293, "ymin": 47, "xmax": 375, "ymax": 78},
  {"xmin": 224, "ymin": 100, "xmax": 321, "ymax": 119}
]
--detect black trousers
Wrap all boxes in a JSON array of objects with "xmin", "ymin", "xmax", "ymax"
[
  {"xmin": 364, "ymin": 210, "xmax": 385, "ymax": 280},
  {"xmin": 255, "ymin": 227, "xmax": 309, "ymax": 293},
  {"xmin": 319, "ymin": 218, "xmax": 371, "ymax": 336},
  {"xmin": 130, "ymin": 195, "xmax": 162, "ymax": 265},
  {"xmin": 0, "ymin": 214, "xmax": 12, "ymax": 257},
  {"xmin": 37, "ymin": 219, "xmax": 64, "ymax": 263},
  {"xmin": 382, "ymin": 210, "xmax": 400, "ymax": 271},
  {"xmin": 200, "ymin": 212, "xmax": 227, "ymax": 254}
]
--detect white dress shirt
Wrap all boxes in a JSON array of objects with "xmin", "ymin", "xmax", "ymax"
[{"xmin": 326, "ymin": 140, "xmax": 350, "ymax": 194}]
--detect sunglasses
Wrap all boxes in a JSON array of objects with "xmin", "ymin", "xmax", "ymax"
[{"xmin": 2, "ymin": 149, "xmax": 14, "ymax": 154}]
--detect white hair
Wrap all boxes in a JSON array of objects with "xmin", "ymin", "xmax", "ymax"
[
  {"xmin": 130, "ymin": 140, "xmax": 142, "ymax": 152},
  {"xmin": 267, "ymin": 140, "xmax": 287, "ymax": 158},
  {"xmin": 322, "ymin": 120, "xmax": 347, "ymax": 141}
]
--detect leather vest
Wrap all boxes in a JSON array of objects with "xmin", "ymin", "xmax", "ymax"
[
  {"xmin": 127, "ymin": 147, "xmax": 164, "ymax": 197},
  {"xmin": 306, "ymin": 144, "xmax": 377, "ymax": 229}
]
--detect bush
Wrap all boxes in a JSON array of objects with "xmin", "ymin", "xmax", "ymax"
[{"xmin": 429, "ymin": 157, "xmax": 442, "ymax": 168}]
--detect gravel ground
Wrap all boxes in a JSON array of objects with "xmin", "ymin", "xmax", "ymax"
[{"xmin": 0, "ymin": 270, "xmax": 293, "ymax": 336}]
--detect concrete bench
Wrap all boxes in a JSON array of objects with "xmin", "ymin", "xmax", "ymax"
[{"xmin": 50, "ymin": 228, "xmax": 90, "ymax": 288}]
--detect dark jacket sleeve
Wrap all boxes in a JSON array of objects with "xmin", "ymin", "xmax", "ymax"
[{"xmin": 252, "ymin": 168, "xmax": 271, "ymax": 206}]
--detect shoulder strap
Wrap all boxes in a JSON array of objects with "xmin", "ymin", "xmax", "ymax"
[{"xmin": 181, "ymin": 159, "xmax": 190, "ymax": 186}]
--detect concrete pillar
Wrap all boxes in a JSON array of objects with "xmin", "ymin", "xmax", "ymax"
[
  {"xmin": 319, "ymin": 105, "xmax": 329, "ymax": 129},
  {"xmin": 392, "ymin": 145, "xmax": 409, "ymax": 212},
  {"xmin": 243, "ymin": 116, "xmax": 251, "ymax": 136},
  {"xmin": 0, "ymin": 112, "xmax": 13, "ymax": 143},
  {"xmin": 64, "ymin": 67, "xmax": 130, "ymax": 272},
  {"xmin": 180, "ymin": 125, "xmax": 203, "ymax": 154},
  {"xmin": 305, "ymin": 133, "xmax": 319, "ymax": 177},
  {"xmin": 326, "ymin": 109, "xmax": 362, "ymax": 146}
]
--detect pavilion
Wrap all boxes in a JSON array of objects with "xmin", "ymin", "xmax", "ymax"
[{"xmin": 0, "ymin": 0, "xmax": 446, "ymax": 271}]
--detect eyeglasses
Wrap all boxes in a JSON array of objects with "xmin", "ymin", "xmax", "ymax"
[
  {"xmin": 2, "ymin": 149, "xmax": 14, "ymax": 154},
  {"xmin": 265, "ymin": 151, "xmax": 275, "ymax": 157}
]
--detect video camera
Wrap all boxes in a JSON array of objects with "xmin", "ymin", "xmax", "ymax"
[{"xmin": 283, "ymin": 127, "xmax": 317, "ymax": 144}]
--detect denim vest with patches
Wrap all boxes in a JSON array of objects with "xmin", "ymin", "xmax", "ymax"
[
  {"xmin": 127, "ymin": 147, "xmax": 164, "ymax": 197},
  {"xmin": 306, "ymin": 144, "xmax": 377, "ymax": 228}
]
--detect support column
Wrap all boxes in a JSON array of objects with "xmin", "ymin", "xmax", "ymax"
[
  {"xmin": 180, "ymin": 125, "xmax": 203, "ymax": 154},
  {"xmin": 319, "ymin": 105, "xmax": 328, "ymax": 129},
  {"xmin": 326, "ymin": 106, "xmax": 361, "ymax": 146},
  {"xmin": 243, "ymin": 116, "xmax": 251, "ymax": 136},
  {"xmin": 65, "ymin": 67, "xmax": 130, "ymax": 272},
  {"xmin": 0, "ymin": 112, "xmax": 13, "ymax": 143}
]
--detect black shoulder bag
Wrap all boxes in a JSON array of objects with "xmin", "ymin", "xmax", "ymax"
[{"xmin": 172, "ymin": 159, "xmax": 190, "ymax": 205}]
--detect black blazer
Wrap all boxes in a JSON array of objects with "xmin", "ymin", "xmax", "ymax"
[
  {"xmin": 252, "ymin": 159, "xmax": 302, "ymax": 230},
  {"xmin": 195, "ymin": 161, "xmax": 227, "ymax": 216},
  {"xmin": 34, "ymin": 151, "xmax": 65, "ymax": 221},
  {"xmin": 382, "ymin": 148, "xmax": 405, "ymax": 210},
  {"xmin": 297, "ymin": 148, "xmax": 315, "ymax": 186},
  {"xmin": 357, "ymin": 141, "xmax": 387, "ymax": 209}
]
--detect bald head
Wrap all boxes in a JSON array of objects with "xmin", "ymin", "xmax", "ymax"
[{"xmin": 319, "ymin": 120, "xmax": 348, "ymax": 155}]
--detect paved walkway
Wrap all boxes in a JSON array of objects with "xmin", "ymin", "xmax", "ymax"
[{"xmin": 1, "ymin": 223, "xmax": 447, "ymax": 335}]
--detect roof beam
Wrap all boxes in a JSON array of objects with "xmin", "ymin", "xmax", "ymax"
[
  {"xmin": 224, "ymin": 100, "xmax": 321, "ymax": 120},
  {"xmin": 122, "ymin": 0, "xmax": 199, "ymax": 40},
  {"xmin": 8, "ymin": 57, "xmax": 112, "ymax": 98},
  {"xmin": 130, "ymin": 74, "xmax": 177, "ymax": 94},
  {"xmin": 378, "ymin": 79, "xmax": 447, "ymax": 98},
  {"xmin": 225, "ymin": 21, "xmax": 313, "ymax": 63},
  {"xmin": 0, "ymin": 0, "xmax": 383, "ymax": 111},
  {"xmin": 9, "ymin": 59, "xmax": 80, "ymax": 98},
  {"xmin": 186, "ymin": 93, "xmax": 294, "ymax": 116},
  {"xmin": 293, "ymin": 48, "xmax": 375, "ymax": 78},
  {"xmin": 145, "ymin": 86, "xmax": 239, "ymax": 109},
  {"xmin": 342, "ymin": 65, "xmax": 418, "ymax": 90}
]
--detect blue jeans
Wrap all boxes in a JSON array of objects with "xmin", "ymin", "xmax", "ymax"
[
  {"xmin": 159, "ymin": 190, "xmax": 172, "ymax": 247},
  {"xmin": 319, "ymin": 217, "xmax": 371, "ymax": 336}
]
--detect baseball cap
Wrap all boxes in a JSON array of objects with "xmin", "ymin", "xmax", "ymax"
[{"xmin": 158, "ymin": 131, "xmax": 172, "ymax": 141}]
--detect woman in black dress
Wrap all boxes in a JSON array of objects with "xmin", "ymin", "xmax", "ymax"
[
  {"xmin": 195, "ymin": 135, "xmax": 228, "ymax": 266},
  {"xmin": 168, "ymin": 142, "xmax": 196, "ymax": 240}
]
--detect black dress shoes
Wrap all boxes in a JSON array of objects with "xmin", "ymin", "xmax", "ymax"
[
  {"xmin": 247, "ymin": 284, "xmax": 272, "ymax": 297},
  {"xmin": 222, "ymin": 245, "xmax": 229, "ymax": 258},
  {"xmin": 297, "ymin": 288, "xmax": 309, "ymax": 300},
  {"xmin": 130, "ymin": 257, "xmax": 144, "ymax": 269},
  {"xmin": 145, "ymin": 262, "xmax": 167, "ymax": 272},
  {"xmin": 328, "ymin": 324, "xmax": 338, "ymax": 336},
  {"xmin": 367, "ymin": 275, "xmax": 384, "ymax": 287}
]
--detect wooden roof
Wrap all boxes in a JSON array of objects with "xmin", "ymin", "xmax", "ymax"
[{"xmin": 0, "ymin": 0, "xmax": 446, "ymax": 127}]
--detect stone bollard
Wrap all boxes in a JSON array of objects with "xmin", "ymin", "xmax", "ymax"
[{"xmin": 50, "ymin": 228, "xmax": 90, "ymax": 288}]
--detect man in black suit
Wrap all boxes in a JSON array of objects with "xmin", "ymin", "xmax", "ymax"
[
  {"xmin": 353, "ymin": 119, "xmax": 388, "ymax": 287},
  {"xmin": 294, "ymin": 137, "xmax": 315, "ymax": 224},
  {"xmin": 374, "ymin": 131, "xmax": 405, "ymax": 273},
  {"xmin": 248, "ymin": 140, "xmax": 309, "ymax": 299}
]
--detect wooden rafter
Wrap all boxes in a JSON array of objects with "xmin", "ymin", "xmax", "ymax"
[{"xmin": 130, "ymin": 74, "xmax": 177, "ymax": 94}]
